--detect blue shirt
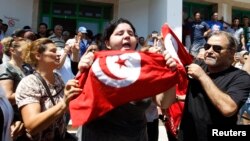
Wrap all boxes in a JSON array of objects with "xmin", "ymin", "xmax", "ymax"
[
  {"xmin": 80, "ymin": 40, "xmax": 90, "ymax": 56},
  {"xmin": 206, "ymin": 20, "xmax": 223, "ymax": 32},
  {"xmin": 189, "ymin": 21, "xmax": 210, "ymax": 43}
]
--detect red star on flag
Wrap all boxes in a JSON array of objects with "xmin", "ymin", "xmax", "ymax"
[{"xmin": 115, "ymin": 57, "xmax": 127, "ymax": 68}]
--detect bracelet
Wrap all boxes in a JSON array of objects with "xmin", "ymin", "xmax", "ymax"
[{"xmin": 176, "ymin": 95, "xmax": 185, "ymax": 102}]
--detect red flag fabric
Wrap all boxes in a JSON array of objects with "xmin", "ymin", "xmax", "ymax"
[
  {"xmin": 69, "ymin": 50, "xmax": 180, "ymax": 127},
  {"xmin": 161, "ymin": 23, "xmax": 193, "ymax": 136}
]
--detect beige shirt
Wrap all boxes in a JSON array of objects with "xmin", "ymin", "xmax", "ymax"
[{"xmin": 15, "ymin": 73, "xmax": 66, "ymax": 141}]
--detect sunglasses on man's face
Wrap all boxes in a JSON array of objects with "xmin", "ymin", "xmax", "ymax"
[{"xmin": 204, "ymin": 43, "xmax": 224, "ymax": 53}]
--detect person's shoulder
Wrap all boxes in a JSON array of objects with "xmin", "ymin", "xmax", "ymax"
[
  {"xmin": 205, "ymin": 20, "xmax": 212, "ymax": 24},
  {"xmin": 201, "ymin": 21, "xmax": 208, "ymax": 24},
  {"xmin": 65, "ymin": 38, "xmax": 76, "ymax": 45},
  {"xmin": 231, "ymin": 66, "xmax": 250, "ymax": 78},
  {"xmin": 237, "ymin": 69, "xmax": 250, "ymax": 85},
  {"xmin": 23, "ymin": 72, "xmax": 39, "ymax": 80},
  {"xmin": 0, "ymin": 62, "xmax": 18, "ymax": 78},
  {"xmin": 48, "ymin": 34, "xmax": 56, "ymax": 39},
  {"xmin": 238, "ymin": 27, "xmax": 244, "ymax": 32},
  {"xmin": 225, "ymin": 27, "xmax": 233, "ymax": 32},
  {"xmin": 0, "ymin": 63, "xmax": 11, "ymax": 79},
  {"xmin": 0, "ymin": 62, "xmax": 7, "ymax": 69},
  {"xmin": 21, "ymin": 73, "xmax": 36, "ymax": 81},
  {"xmin": 0, "ymin": 63, "xmax": 8, "ymax": 72}
]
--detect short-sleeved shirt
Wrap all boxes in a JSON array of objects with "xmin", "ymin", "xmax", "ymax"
[
  {"xmin": 190, "ymin": 21, "xmax": 210, "ymax": 43},
  {"xmin": 15, "ymin": 73, "xmax": 66, "ymax": 141},
  {"xmin": 48, "ymin": 34, "xmax": 65, "ymax": 49},
  {"xmin": 206, "ymin": 20, "xmax": 223, "ymax": 32},
  {"xmin": 79, "ymin": 39, "xmax": 90, "ymax": 56},
  {"xmin": 178, "ymin": 60, "xmax": 250, "ymax": 141},
  {"xmin": 0, "ymin": 62, "xmax": 27, "ymax": 121},
  {"xmin": 0, "ymin": 62, "xmax": 26, "ymax": 90},
  {"xmin": 243, "ymin": 26, "xmax": 250, "ymax": 49},
  {"xmin": 56, "ymin": 49, "xmax": 75, "ymax": 84},
  {"xmin": 226, "ymin": 27, "xmax": 244, "ymax": 45}
]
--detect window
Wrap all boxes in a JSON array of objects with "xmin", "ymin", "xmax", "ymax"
[
  {"xmin": 41, "ymin": 0, "xmax": 51, "ymax": 14},
  {"xmin": 183, "ymin": 2, "xmax": 213, "ymax": 21},
  {"xmin": 79, "ymin": 5, "xmax": 102, "ymax": 18},
  {"xmin": 232, "ymin": 9, "xmax": 250, "ymax": 21},
  {"xmin": 52, "ymin": 3, "xmax": 76, "ymax": 16}
]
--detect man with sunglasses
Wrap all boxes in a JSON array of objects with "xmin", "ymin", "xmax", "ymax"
[{"xmin": 177, "ymin": 31, "xmax": 250, "ymax": 141}]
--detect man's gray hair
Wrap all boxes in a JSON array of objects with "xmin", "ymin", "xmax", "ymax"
[
  {"xmin": 54, "ymin": 25, "xmax": 63, "ymax": 30},
  {"xmin": 207, "ymin": 31, "xmax": 237, "ymax": 52}
]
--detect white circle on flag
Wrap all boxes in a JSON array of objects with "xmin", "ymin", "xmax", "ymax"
[
  {"xmin": 165, "ymin": 34, "xmax": 182, "ymax": 65},
  {"xmin": 92, "ymin": 52, "xmax": 141, "ymax": 88}
]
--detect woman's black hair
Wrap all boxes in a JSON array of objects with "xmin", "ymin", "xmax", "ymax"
[{"xmin": 103, "ymin": 18, "xmax": 136, "ymax": 42}]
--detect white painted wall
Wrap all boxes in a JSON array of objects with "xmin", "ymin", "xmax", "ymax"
[
  {"xmin": 165, "ymin": 0, "xmax": 183, "ymax": 40},
  {"xmin": 118, "ymin": 0, "xmax": 182, "ymax": 41},
  {"xmin": 0, "ymin": 0, "xmax": 182, "ymax": 40},
  {"xmin": 0, "ymin": 0, "xmax": 34, "ymax": 36},
  {"xmin": 118, "ymin": 0, "xmax": 149, "ymax": 38},
  {"xmin": 233, "ymin": 0, "xmax": 250, "ymax": 3},
  {"xmin": 148, "ymin": 0, "xmax": 182, "ymax": 40},
  {"xmin": 148, "ymin": 0, "xmax": 167, "ymax": 34}
]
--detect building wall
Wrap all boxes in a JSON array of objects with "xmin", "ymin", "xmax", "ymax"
[
  {"xmin": 118, "ymin": 0, "xmax": 182, "ymax": 41},
  {"xmin": 148, "ymin": 0, "xmax": 167, "ymax": 35},
  {"xmin": 1, "ymin": 0, "xmax": 250, "ymax": 39},
  {"xmin": 118, "ymin": 0, "xmax": 149, "ymax": 38},
  {"xmin": 0, "ymin": 0, "xmax": 34, "ymax": 36},
  {"xmin": 184, "ymin": 0, "xmax": 250, "ymax": 23}
]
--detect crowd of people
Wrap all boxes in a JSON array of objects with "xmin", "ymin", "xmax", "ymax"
[
  {"xmin": 182, "ymin": 10, "xmax": 250, "ymax": 121},
  {"xmin": 183, "ymin": 12, "xmax": 250, "ymax": 56},
  {"xmin": 0, "ymin": 11, "xmax": 250, "ymax": 141}
]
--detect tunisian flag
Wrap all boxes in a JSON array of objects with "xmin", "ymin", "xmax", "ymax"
[
  {"xmin": 69, "ymin": 50, "xmax": 180, "ymax": 127},
  {"xmin": 161, "ymin": 23, "xmax": 193, "ymax": 136}
]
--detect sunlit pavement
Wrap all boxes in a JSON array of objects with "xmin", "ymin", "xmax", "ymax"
[
  {"xmin": 67, "ymin": 120, "xmax": 78, "ymax": 135},
  {"xmin": 158, "ymin": 120, "xmax": 169, "ymax": 141}
]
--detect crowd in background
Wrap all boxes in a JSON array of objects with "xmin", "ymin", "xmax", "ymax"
[{"xmin": 0, "ymin": 10, "xmax": 250, "ymax": 141}]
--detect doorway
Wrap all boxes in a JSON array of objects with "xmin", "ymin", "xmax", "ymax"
[{"xmin": 52, "ymin": 18, "xmax": 76, "ymax": 37}]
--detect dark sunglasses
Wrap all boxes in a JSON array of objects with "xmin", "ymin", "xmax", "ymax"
[{"xmin": 204, "ymin": 43, "xmax": 223, "ymax": 53}]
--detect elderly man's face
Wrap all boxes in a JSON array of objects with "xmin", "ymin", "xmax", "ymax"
[
  {"xmin": 54, "ymin": 27, "xmax": 63, "ymax": 36},
  {"xmin": 204, "ymin": 34, "xmax": 234, "ymax": 68}
]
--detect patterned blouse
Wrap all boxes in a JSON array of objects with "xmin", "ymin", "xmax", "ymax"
[{"xmin": 15, "ymin": 73, "xmax": 66, "ymax": 141}]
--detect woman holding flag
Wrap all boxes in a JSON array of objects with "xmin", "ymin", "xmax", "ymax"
[{"xmin": 71, "ymin": 18, "xmax": 180, "ymax": 141}]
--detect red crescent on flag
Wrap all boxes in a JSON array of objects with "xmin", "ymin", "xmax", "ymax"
[
  {"xmin": 99, "ymin": 56, "xmax": 125, "ymax": 80},
  {"xmin": 91, "ymin": 52, "xmax": 141, "ymax": 88}
]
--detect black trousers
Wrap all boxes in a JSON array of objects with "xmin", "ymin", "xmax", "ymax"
[
  {"xmin": 147, "ymin": 119, "xmax": 159, "ymax": 141},
  {"xmin": 0, "ymin": 107, "xmax": 4, "ymax": 140}
]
